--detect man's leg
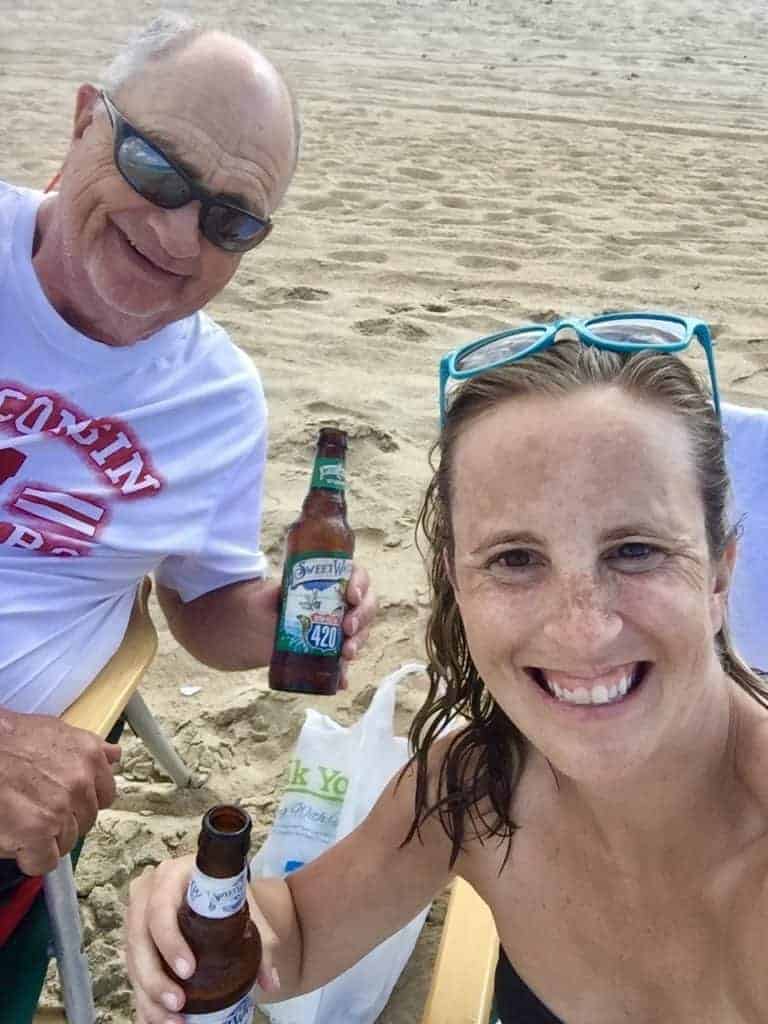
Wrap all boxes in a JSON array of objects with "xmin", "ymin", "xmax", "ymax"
[{"xmin": 0, "ymin": 855, "xmax": 80, "ymax": 1024}]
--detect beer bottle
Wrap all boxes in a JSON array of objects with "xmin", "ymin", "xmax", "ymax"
[
  {"xmin": 174, "ymin": 805, "xmax": 262, "ymax": 1023},
  {"xmin": 269, "ymin": 427, "xmax": 355, "ymax": 695}
]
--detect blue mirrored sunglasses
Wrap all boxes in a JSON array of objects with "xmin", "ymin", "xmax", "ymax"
[
  {"xmin": 439, "ymin": 311, "xmax": 721, "ymax": 425},
  {"xmin": 100, "ymin": 91, "xmax": 272, "ymax": 254}
]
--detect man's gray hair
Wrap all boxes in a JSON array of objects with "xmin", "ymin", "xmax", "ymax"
[
  {"xmin": 100, "ymin": 14, "xmax": 205, "ymax": 95},
  {"xmin": 99, "ymin": 14, "xmax": 302, "ymax": 165}
]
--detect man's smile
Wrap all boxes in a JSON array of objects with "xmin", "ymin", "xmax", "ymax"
[{"xmin": 113, "ymin": 222, "xmax": 191, "ymax": 279}]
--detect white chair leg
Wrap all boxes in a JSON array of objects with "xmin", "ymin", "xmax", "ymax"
[
  {"xmin": 43, "ymin": 858, "xmax": 95, "ymax": 1024},
  {"xmin": 123, "ymin": 692, "xmax": 201, "ymax": 788}
]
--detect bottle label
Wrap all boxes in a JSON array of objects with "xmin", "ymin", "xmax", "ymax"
[
  {"xmin": 276, "ymin": 552, "xmax": 352, "ymax": 657},
  {"xmin": 184, "ymin": 992, "xmax": 254, "ymax": 1024},
  {"xmin": 310, "ymin": 456, "xmax": 346, "ymax": 492},
  {"xmin": 186, "ymin": 867, "xmax": 247, "ymax": 919}
]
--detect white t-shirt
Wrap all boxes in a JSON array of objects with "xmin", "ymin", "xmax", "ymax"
[
  {"xmin": 723, "ymin": 402, "xmax": 768, "ymax": 672},
  {"xmin": 0, "ymin": 182, "xmax": 268, "ymax": 715}
]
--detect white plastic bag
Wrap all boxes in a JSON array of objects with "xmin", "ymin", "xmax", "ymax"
[{"xmin": 252, "ymin": 662, "xmax": 430, "ymax": 1024}]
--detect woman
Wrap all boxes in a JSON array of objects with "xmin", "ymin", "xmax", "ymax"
[{"xmin": 127, "ymin": 314, "xmax": 768, "ymax": 1024}]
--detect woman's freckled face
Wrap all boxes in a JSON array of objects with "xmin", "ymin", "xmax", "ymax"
[{"xmin": 448, "ymin": 387, "xmax": 729, "ymax": 778}]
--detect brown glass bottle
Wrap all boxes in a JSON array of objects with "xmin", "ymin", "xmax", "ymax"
[
  {"xmin": 173, "ymin": 805, "xmax": 261, "ymax": 1022},
  {"xmin": 269, "ymin": 428, "xmax": 355, "ymax": 695}
]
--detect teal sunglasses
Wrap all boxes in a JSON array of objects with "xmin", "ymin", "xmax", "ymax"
[{"xmin": 439, "ymin": 311, "xmax": 721, "ymax": 425}]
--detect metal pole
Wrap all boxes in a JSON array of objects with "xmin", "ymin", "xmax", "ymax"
[
  {"xmin": 43, "ymin": 857, "xmax": 96, "ymax": 1024},
  {"xmin": 124, "ymin": 692, "xmax": 202, "ymax": 788}
]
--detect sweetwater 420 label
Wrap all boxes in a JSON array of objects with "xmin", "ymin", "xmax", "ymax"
[
  {"xmin": 184, "ymin": 992, "xmax": 254, "ymax": 1024},
  {"xmin": 276, "ymin": 552, "xmax": 352, "ymax": 656},
  {"xmin": 186, "ymin": 867, "xmax": 247, "ymax": 919}
]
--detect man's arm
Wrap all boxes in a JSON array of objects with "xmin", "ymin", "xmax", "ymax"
[
  {"xmin": 156, "ymin": 564, "xmax": 375, "ymax": 672},
  {"xmin": 157, "ymin": 578, "xmax": 280, "ymax": 670}
]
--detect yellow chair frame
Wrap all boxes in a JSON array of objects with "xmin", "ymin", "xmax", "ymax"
[
  {"xmin": 421, "ymin": 877, "xmax": 498, "ymax": 1024},
  {"xmin": 37, "ymin": 579, "xmax": 197, "ymax": 1024}
]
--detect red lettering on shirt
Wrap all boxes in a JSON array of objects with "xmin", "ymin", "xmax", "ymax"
[
  {"xmin": 0, "ymin": 380, "xmax": 163, "ymax": 498},
  {"xmin": 8, "ymin": 482, "xmax": 108, "ymax": 540},
  {"xmin": 0, "ymin": 520, "xmax": 83, "ymax": 557},
  {"xmin": 0, "ymin": 448, "xmax": 26, "ymax": 485}
]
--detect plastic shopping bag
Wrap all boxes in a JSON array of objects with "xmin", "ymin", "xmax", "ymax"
[{"xmin": 252, "ymin": 662, "xmax": 431, "ymax": 1024}]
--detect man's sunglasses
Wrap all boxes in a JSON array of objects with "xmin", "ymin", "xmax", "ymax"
[
  {"xmin": 439, "ymin": 312, "xmax": 721, "ymax": 425},
  {"xmin": 100, "ymin": 91, "xmax": 272, "ymax": 254}
]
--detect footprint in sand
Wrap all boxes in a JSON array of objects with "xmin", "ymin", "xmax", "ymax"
[
  {"xmin": 396, "ymin": 166, "xmax": 444, "ymax": 182},
  {"xmin": 455, "ymin": 255, "xmax": 521, "ymax": 272},
  {"xmin": 598, "ymin": 265, "xmax": 665, "ymax": 283},
  {"xmin": 354, "ymin": 317, "xmax": 392, "ymax": 335},
  {"xmin": 328, "ymin": 250, "xmax": 389, "ymax": 264},
  {"xmin": 397, "ymin": 322, "xmax": 429, "ymax": 341},
  {"xmin": 283, "ymin": 287, "xmax": 331, "ymax": 302}
]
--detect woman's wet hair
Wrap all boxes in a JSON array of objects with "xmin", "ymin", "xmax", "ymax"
[{"xmin": 403, "ymin": 340, "xmax": 767, "ymax": 867}]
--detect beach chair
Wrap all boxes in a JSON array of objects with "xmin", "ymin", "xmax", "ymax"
[
  {"xmin": 17, "ymin": 578, "xmax": 198, "ymax": 1024},
  {"xmin": 420, "ymin": 877, "xmax": 498, "ymax": 1024}
]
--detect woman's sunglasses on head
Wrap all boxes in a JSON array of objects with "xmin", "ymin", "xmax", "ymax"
[
  {"xmin": 438, "ymin": 312, "xmax": 721, "ymax": 425},
  {"xmin": 99, "ymin": 91, "xmax": 272, "ymax": 254}
]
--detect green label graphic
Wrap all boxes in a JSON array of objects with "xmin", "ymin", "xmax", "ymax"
[
  {"xmin": 310, "ymin": 457, "xmax": 346, "ymax": 492},
  {"xmin": 276, "ymin": 551, "xmax": 352, "ymax": 656}
]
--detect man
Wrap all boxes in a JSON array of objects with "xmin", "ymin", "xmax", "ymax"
[{"xmin": 0, "ymin": 18, "xmax": 375, "ymax": 890}]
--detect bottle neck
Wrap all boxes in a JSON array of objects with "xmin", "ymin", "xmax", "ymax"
[
  {"xmin": 186, "ymin": 860, "xmax": 248, "ymax": 920},
  {"xmin": 188, "ymin": 814, "xmax": 250, "ymax": 920},
  {"xmin": 310, "ymin": 444, "xmax": 346, "ymax": 491},
  {"xmin": 304, "ymin": 445, "xmax": 347, "ymax": 515},
  {"xmin": 302, "ymin": 487, "xmax": 347, "ymax": 519},
  {"xmin": 197, "ymin": 824, "xmax": 249, "ymax": 877}
]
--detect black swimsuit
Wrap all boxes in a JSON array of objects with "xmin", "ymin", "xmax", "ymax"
[{"xmin": 494, "ymin": 946, "xmax": 565, "ymax": 1024}]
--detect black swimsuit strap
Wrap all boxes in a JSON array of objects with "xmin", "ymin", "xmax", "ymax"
[{"xmin": 494, "ymin": 946, "xmax": 566, "ymax": 1024}]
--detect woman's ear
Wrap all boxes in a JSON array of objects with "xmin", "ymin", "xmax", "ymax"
[{"xmin": 710, "ymin": 535, "xmax": 738, "ymax": 634}]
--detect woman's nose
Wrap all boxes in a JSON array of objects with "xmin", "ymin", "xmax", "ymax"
[{"xmin": 540, "ymin": 572, "xmax": 622, "ymax": 653}]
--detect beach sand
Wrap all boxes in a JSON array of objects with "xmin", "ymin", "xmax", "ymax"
[{"xmin": 2, "ymin": 0, "xmax": 767, "ymax": 1019}]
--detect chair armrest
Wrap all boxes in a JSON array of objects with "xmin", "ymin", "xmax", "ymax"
[
  {"xmin": 60, "ymin": 578, "xmax": 158, "ymax": 739},
  {"xmin": 421, "ymin": 877, "xmax": 498, "ymax": 1024}
]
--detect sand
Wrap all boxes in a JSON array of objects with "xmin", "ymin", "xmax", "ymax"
[{"xmin": 2, "ymin": 0, "xmax": 768, "ymax": 1020}]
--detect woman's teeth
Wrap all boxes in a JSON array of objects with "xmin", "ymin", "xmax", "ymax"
[
  {"xmin": 537, "ymin": 665, "xmax": 641, "ymax": 706},
  {"xmin": 548, "ymin": 677, "xmax": 630, "ymax": 705}
]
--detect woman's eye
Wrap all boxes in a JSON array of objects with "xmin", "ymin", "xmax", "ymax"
[
  {"xmin": 607, "ymin": 542, "xmax": 664, "ymax": 570},
  {"xmin": 490, "ymin": 549, "xmax": 539, "ymax": 570}
]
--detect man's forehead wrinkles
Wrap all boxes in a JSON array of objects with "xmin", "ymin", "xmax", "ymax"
[
  {"xmin": 147, "ymin": 113, "xmax": 279, "ymax": 211},
  {"xmin": 157, "ymin": 109, "xmax": 281, "ymax": 172}
]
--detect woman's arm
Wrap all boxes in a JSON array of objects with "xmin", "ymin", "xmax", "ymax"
[{"xmin": 126, "ymin": 755, "xmax": 454, "ymax": 1022}]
